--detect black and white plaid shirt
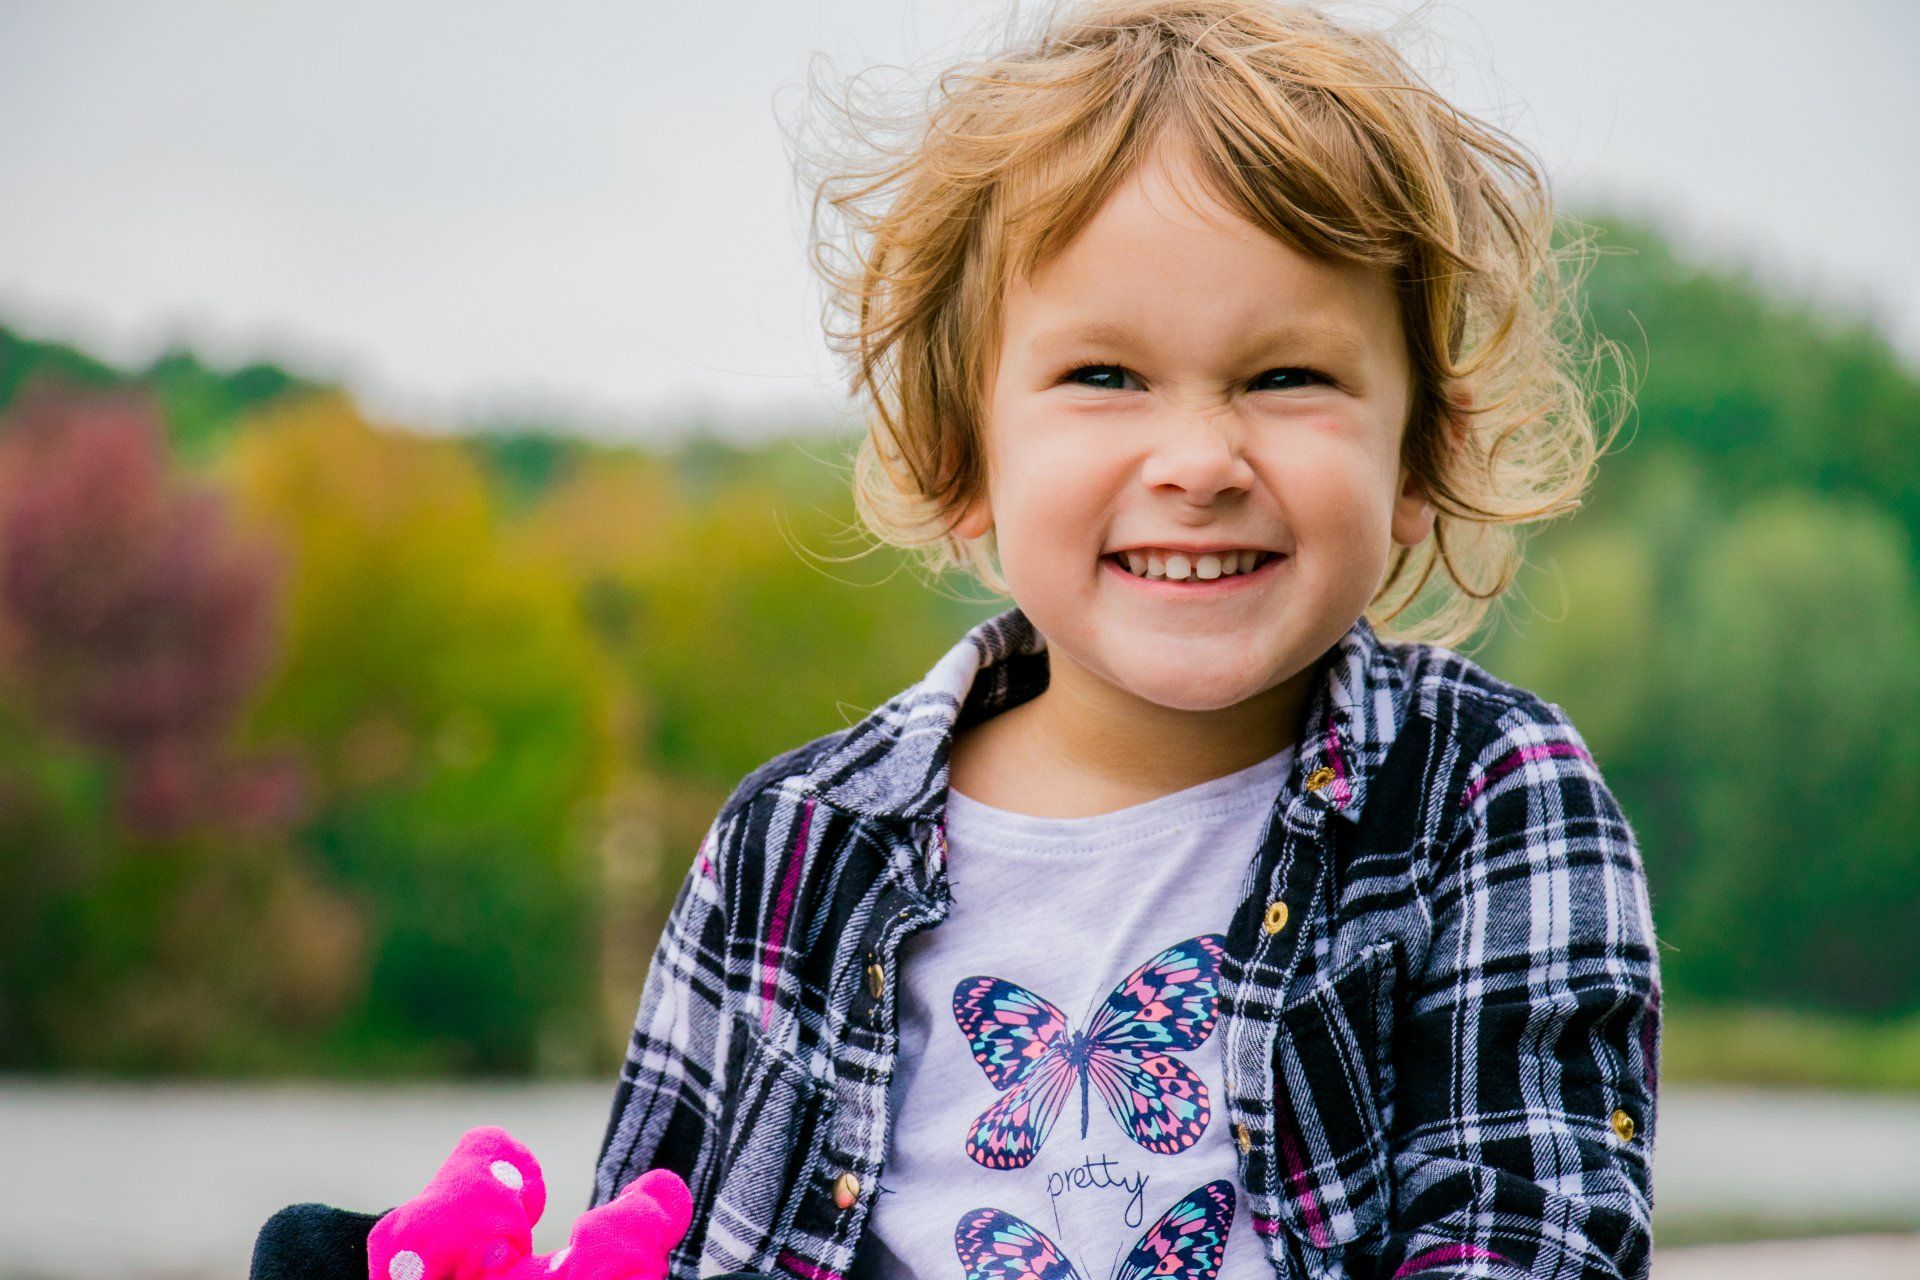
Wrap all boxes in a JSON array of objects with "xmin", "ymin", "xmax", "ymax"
[{"xmin": 591, "ymin": 605, "xmax": 1660, "ymax": 1280}]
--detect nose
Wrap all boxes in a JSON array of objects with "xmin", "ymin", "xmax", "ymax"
[{"xmin": 1138, "ymin": 410, "xmax": 1255, "ymax": 505}]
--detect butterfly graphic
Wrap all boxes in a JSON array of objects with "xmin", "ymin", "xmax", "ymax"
[
  {"xmin": 952, "ymin": 933, "xmax": 1226, "ymax": 1169},
  {"xmin": 954, "ymin": 1178, "xmax": 1235, "ymax": 1280}
]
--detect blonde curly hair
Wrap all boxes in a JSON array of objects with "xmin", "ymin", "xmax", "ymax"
[{"xmin": 796, "ymin": 0, "xmax": 1624, "ymax": 648}]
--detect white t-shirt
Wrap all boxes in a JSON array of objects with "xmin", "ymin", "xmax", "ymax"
[{"xmin": 864, "ymin": 742, "xmax": 1296, "ymax": 1279}]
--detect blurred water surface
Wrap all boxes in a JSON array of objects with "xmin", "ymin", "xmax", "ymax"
[
  {"xmin": 3, "ymin": 1079, "xmax": 1919, "ymax": 1279},
  {"xmin": 0, "ymin": 1079, "xmax": 607, "ymax": 1280}
]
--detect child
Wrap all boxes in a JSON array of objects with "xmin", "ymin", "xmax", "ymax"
[{"xmin": 591, "ymin": 2, "xmax": 1657, "ymax": 1278}]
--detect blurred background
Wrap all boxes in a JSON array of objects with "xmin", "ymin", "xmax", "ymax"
[{"xmin": 1, "ymin": 1, "xmax": 1916, "ymax": 1277}]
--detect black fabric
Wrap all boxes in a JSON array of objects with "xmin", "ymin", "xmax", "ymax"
[{"xmin": 250, "ymin": 1203, "xmax": 388, "ymax": 1280}]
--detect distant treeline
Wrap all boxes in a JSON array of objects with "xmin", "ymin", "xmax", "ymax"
[{"xmin": 0, "ymin": 209, "xmax": 1915, "ymax": 1081}]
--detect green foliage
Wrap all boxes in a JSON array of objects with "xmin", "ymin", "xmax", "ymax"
[
  {"xmin": 219, "ymin": 393, "xmax": 619, "ymax": 1074},
  {"xmin": 0, "ymin": 326, "xmax": 121, "ymax": 407},
  {"xmin": 1571, "ymin": 209, "xmax": 1920, "ymax": 553},
  {"xmin": 518, "ymin": 433, "xmax": 993, "ymax": 913},
  {"xmin": 1482, "ymin": 209, "xmax": 1920, "ymax": 1030},
  {"xmin": 1662, "ymin": 1002, "xmax": 1920, "ymax": 1094},
  {"xmin": 147, "ymin": 347, "xmax": 309, "ymax": 465},
  {"xmin": 628, "ymin": 468, "xmax": 985, "ymax": 788},
  {"xmin": 1663, "ymin": 496, "xmax": 1920, "ymax": 1013},
  {"xmin": 468, "ymin": 426, "xmax": 585, "ymax": 514},
  {"xmin": 0, "ymin": 323, "xmax": 322, "ymax": 465},
  {"xmin": 3, "ymin": 202, "xmax": 1918, "ymax": 1080}
]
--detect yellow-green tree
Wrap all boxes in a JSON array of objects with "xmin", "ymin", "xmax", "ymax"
[
  {"xmin": 224, "ymin": 392, "xmax": 619, "ymax": 1074},
  {"xmin": 518, "ymin": 435, "xmax": 995, "ymax": 931}
]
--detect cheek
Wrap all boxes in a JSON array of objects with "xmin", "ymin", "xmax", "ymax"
[
  {"xmin": 1268, "ymin": 446, "xmax": 1396, "ymax": 545},
  {"xmin": 986, "ymin": 411, "xmax": 1125, "ymax": 537}
]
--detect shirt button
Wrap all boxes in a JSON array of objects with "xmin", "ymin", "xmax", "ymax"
[
  {"xmin": 833, "ymin": 1170, "xmax": 862, "ymax": 1209},
  {"xmin": 1233, "ymin": 1122, "xmax": 1252, "ymax": 1154},
  {"xmin": 1262, "ymin": 900, "xmax": 1290, "ymax": 935},
  {"xmin": 1304, "ymin": 765, "xmax": 1336, "ymax": 793},
  {"xmin": 1610, "ymin": 1108, "xmax": 1636, "ymax": 1143},
  {"xmin": 864, "ymin": 955, "xmax": 885, "ymax": 1001}
]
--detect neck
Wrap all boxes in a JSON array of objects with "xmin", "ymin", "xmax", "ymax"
[{"xmin": 953, "ymin": 643, "xmax": 1319, "ymax": 817}]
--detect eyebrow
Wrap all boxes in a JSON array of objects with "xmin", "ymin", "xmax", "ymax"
[{"xmin": 1027, "ymin": 320, "xmax": 1370, "ymax": 364}]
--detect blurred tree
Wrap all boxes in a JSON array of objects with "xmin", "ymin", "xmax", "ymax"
[
  {"xmin": 1663, "ymin": 493, "xmax": 1920, "ymax": 1015},
  {"xmin": 468, "ymin": 425, "xmax": 584, "ymax": 514},
  {"xmin": 223, "ymin": 391, "xmax": 618, "ymax": 1074},
  {"xmin": 0, "ymin": 324, "xmax": 321, "ymax": 466},
  {"xmin": 0, "ymin": 382, "xmax": 359, "ymax": 1074},
  {"xmin": 0, "ymin": 328, "xmax": 121, "ymax": 409},
  {"xmin": 1573, "ymin": 209, "xmax": 1920, "ymax": 565},
  {"xmin": 520, "ymin": 434, "xmax": 992, "ymax": 924},
  {"xmin": 1482, "ymin": 452, "xmax": 1716, "ymax": 890},
  {"xmin": 146, "ymin": 347, "xmax": 308, "ymax": 466},
  {"xmin": 0, "ymin": 382, "xmax": 304, "ymax": 836},
  {"xmin": 1488, "ymin": 523, "xmax": 1659, "ymax": 768}
]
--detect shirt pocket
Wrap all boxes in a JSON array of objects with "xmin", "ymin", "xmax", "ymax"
[
  {"xmin": 705, "ymin": 1011, "xmax": 833, "ymax": 1268},
  {"xmin": 1267, "ymin": 938, "xmax": 1397, "ymax": 1265}
]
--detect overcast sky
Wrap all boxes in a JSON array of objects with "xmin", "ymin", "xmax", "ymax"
[{"xmin": 2, "ymin": 0, "xmax": 1915, "ymax": 441}]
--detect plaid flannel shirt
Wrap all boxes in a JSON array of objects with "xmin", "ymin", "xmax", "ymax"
[{"xmin": 590, "ymin": 605, "xmax": 1660, "ymax": 1280}]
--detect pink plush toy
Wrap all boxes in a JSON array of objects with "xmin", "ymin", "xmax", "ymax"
[{"xmin": 366, "ymin": 1126, "xmax": 691, "ymax": 1280}]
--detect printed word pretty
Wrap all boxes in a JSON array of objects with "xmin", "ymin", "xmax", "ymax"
[{"xmin": 1045, "ymin": 1153, "xmax": 1149, "ymax": 1228}]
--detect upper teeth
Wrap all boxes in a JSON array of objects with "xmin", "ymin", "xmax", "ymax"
[{"xmin": 1118, "ymin": 549, "xmax": 1268, "ymax": 581}]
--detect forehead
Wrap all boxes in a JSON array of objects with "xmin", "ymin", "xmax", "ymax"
[{"xmin": 1002, "ymin": 143, "xmax": 1401, "ymax": 361}]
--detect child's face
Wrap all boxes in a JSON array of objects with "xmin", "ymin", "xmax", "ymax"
[{"xmin": 953, "ymin": 142, "xmax": 1435, "ymax": 715}]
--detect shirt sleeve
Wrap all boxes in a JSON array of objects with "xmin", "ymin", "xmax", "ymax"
[
  {"xmin": 590, "ymin": 811, "xmax": 735, "ymax": 1218},
  {"xmin": 1382, "ymin": 696, "xmax": 1661, "ymax": 1280}
]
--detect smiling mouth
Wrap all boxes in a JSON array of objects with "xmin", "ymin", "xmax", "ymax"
[{"xmin": 1104, "ymin": 549, "xmax": 1283, "ymax": 583}]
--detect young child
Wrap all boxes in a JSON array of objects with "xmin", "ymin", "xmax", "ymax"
[{"xmin": 590, "ymin": 3, "xmax": 1658, "ymax": 1279}]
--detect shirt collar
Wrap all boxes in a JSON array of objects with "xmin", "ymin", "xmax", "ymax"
[{"xmin": 808, "ymin": 604, "xmax": 1409, "ymax": 828}]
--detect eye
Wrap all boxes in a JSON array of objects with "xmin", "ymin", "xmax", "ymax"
[
  {"xmin": 1252, "ymin": 367, "xmax": 1329, "ymax": 391},
  {"xmin": 1061, "ymin": 364, "xmax": 1332, "ymax": 393},
  {"xmin": 1064, "ymin": 364, "xmax": 1141, "ymax": 392}
]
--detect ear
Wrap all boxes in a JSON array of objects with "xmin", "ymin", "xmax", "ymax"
[
  {"xmin": 1390, "ymin": 464, "xmax": 1436, "ymax": 548},
  {"xmin": 951, "ymin": 488, "xmax": 992, "ymax": 542}
]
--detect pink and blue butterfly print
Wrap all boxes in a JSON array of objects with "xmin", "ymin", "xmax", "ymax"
[
  {"xmin": 952, "ymin": 934, "xmax": 1226, "ymax": 1169},
  {"xmin": 953, "ymin": 1178, "xmax": 1236, "ymax": 1280}
]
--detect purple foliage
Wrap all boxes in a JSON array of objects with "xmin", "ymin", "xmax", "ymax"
[{"xmin": 0, "ymin": 381, "xmax": 307, "ymax": 837}]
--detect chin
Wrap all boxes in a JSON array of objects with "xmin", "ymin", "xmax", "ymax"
[{"xmin": 1115, "ymin": 666, "xmax": 1275, "ymax": 714}]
